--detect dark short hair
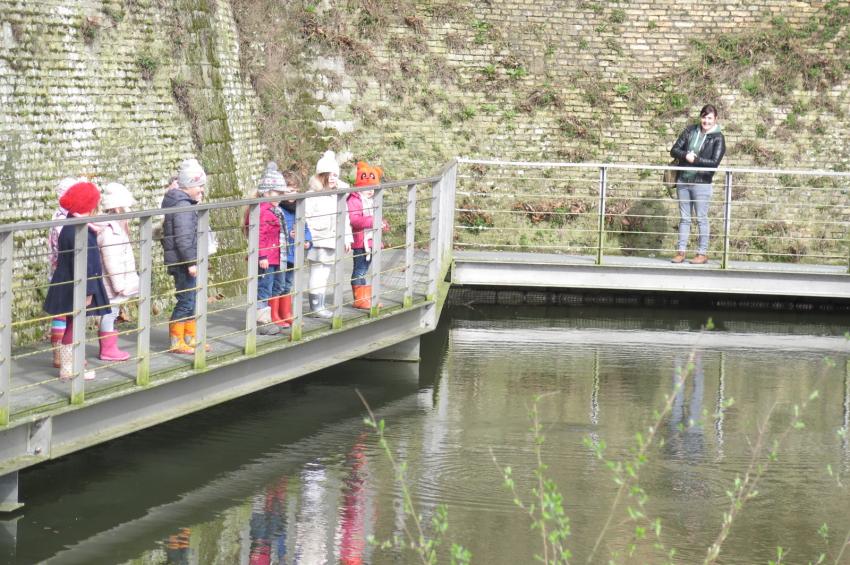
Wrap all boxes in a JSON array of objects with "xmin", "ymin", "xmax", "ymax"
[
  {"xmin": 700, "ymin": 104, "xmax": 718, "ymax": 118},
  {"xmin": 282, "ymin": 170, "xmax": 302, "ymax": 189}
]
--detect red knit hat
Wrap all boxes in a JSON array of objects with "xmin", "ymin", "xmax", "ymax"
[
  {"xmin": 59, "ymin": 182, "xmax": 101, "ymax": 215},
  {"xmin": 354, "ymin": 161, "xmax": 383, "ymax": 187}
]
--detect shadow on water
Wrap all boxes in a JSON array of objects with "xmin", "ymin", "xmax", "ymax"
[
  {"xmin": 5, "ymin": 346, "xmax": 439, "ymax": 565},
  {"xmin": 447, "ymin": 301, "xmax": 850, "ymax": 336}
]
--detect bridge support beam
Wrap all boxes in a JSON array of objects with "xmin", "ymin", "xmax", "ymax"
[
  {"xmin": 0, "ymin": 472, "xmax": 22, "ymax": 513},
  {"xmin": 362, "ymin": 336, "xmax": 420, "ymax": 362}
]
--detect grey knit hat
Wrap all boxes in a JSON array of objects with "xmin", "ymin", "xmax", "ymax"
[{"xmin": 258, "ymin": 162, "xmax": 287, "ymax": 194}]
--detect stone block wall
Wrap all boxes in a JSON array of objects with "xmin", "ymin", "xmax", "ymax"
[
  {"xmin": 256, "ymin": 0, "xmax": 847, "ymax": 263},
  {"xmin": 0, "ymin": 0, "xmax": 266, "ymax": 340},
  {"xmin": 275, "ymin": 0, "xmax": 849, "ymax": 177}
]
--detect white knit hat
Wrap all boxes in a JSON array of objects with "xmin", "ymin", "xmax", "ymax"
[
  {"xmin": 177, "ymin": 158, "xmax": 207, "ymax": 189},
  {"xmin": 101, "ymin": 182, "xmax": 137, "ymax": 210},
  {"xmin": 55, "ymin": 176, "xmax": 84, "ymax": 199},
  {"xmin": 315, "ymin": 150, "xmax": 340, "ymax": 176}
]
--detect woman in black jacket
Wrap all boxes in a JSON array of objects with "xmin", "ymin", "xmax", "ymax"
[{"xmin": 669, "ymin": 104, "xmax": 726, "ymax": 264}]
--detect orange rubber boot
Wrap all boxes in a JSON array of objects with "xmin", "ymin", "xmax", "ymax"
[
  {"xmin": 183, "ymin": 319, "xmax": 210, "ymax": 352},
  {"xmin": 352, "ymin": 285, "xmax": 370, "ymax": 310},
  {"xmin": 169, "ymin": 321, "xmax": 194, "ymax": 354}
]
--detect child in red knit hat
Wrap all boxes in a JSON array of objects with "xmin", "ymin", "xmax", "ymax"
[
  {"xmin": 43, "ymin": 181, "xmax": 110, "ymax": 381},
  {"xmin": 46, "ymin": 176, "xmax": 85, "ymax": 368}
]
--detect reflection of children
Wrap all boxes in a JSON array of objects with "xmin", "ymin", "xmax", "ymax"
[
  {"xmin": 340, "ymin": 437, "xmax": 369, "ymax": 565},
  {"xmin": 279, "ymin": 171, "xmax": 313, "ymax": 325},
  {"xmin": 96, "ymin": 182, "xmax": 140, "ymax": 361},
  {"xmin": 306, "ymin": 151, "xmax": 352, "ymax": 318},
  {"xmin": 43, "ymin": 181, "xmax": 109, "ymax": 381},
  {"xmin": 47, "ymin": 176, "xmax": 84, "ymax": 368},
  {"xmin": 248, "ymin": 479, "xmax": 288, "ymax": 565},
  {"xmin": 347, "ymin": 162, "xmax": 388, "ymax": 310},
  {"xmin": 165, "ymin": 527, "xmax": 192, "ymax": 564}
]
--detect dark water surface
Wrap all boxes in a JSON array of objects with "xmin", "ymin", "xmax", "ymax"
[{"xmin": 6, "ymin": 305, "xmax": 850, "ymax": 564}]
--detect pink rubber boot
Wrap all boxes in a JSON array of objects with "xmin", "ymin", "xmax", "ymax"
[{"xmin": 98, "ymin": 331, "xmax": 130, "ymax": 361}]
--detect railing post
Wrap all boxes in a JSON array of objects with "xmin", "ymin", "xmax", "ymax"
[
  {"xmin": 722, "ymin": 171, "xmax": 733, "ymax": 270},
  {"xmin": 70, "ymin": 223, "xmax": 87, "ymax": 404},
  {"xmin": 333, "ymin": 192, "xmax": 347, "ymax": 329},
  {"xmin": 0, "ymin": 231, "xmax": 12, "ymax": 424},
  {"xmin": 136, "ymin": 217, "xmax": 153, "ymax": 386},
  {"xmin": 291, "ymin": 198, "xmax": 306, "ymax": 341},
  {"xmin": 193, "ymin": 209, "xmax": 209, "ymax": 370},
  {"xmin": 244, "ymin": 204, "xmax": 260, "ymax": 355},
  {"xmin": 442, "ymin": 162, "xmax": 457, "ymax": 264},
  {"xmin": 596, "ymin": 166, "xmax": 607, "ymax": 265},
  {"xmin": 427, "ymin": 179, "xmax": 441, "ymax": 301},
  {"xmin": 370, "ymin": 188, "xmax": 384, "ymax": 317},
  {"xmin": 404, "ymin": 183, "xmax": 417, "ymax": 308}
]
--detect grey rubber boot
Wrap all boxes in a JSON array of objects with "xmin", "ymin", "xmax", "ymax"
[{"xmin": 309, "ymin": 293, "xmax": 333, "ymax": 318}]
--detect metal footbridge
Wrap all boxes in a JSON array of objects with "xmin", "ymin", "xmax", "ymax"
[{"xmin": 1, "ymin": 159, "xmax": 848, "ymax": 510}]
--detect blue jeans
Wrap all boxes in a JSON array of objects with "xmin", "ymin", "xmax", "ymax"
[
  {"xmin": 282, "ymin": 263, "xmax": 295, "ymax": 294},
  {"xmin": 258, "ymin": 264, "xmax": 283, "ymax": 308},
  {"xmin": 677, "ymin": 182, "xmax": 712, "ymax": 255},
  {"xmin": 351, "ymin": 248, "xmax": 371, "ymax": 286},
  {"xmin": 168, "ymin": 266, "xmax": 197, "ymax": 321}
]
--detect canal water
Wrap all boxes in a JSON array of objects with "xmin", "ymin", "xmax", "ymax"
[{"xmin": 6, "ymin": 304, "xmax": 850, "ymax": 564}]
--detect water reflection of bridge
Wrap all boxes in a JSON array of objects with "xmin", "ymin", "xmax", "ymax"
[
  {"xmin": 8, "ymin": 360, "xmax": 428, "ymax": 564},
  {"xmin": 2, "ymin": 159, "xmax": 849, "ymax": 514}
]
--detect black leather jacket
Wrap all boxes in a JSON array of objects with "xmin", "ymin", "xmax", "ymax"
[{"xmin": 670, "ymin": 124, "xmax": 726, "ymax": 184}]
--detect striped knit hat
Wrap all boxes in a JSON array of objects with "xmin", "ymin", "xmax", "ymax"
[{"xmin": 258, "ymin": 162, "xmax": 287, "ymax": 194}]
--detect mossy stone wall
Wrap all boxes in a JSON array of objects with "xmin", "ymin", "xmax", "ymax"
[
  {"xmin": 240, "ymin": 0, "xmax": 849, "ymax": 178},
  {"xmin": 0, "ymin": 0, "xmax": 266, "ymax": 340}
]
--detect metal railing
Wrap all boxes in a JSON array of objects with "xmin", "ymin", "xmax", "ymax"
[
  {"xmin": 0, "ymin": 161, "xmax": 458, "ymax": 424},
  {"xmin": 456, "ymin": 159, "xmax": 850, "ymax": 271}
]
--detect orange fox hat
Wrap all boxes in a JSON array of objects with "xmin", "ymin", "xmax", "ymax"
[{"xmin": 354, "ymin": 161, "xmax": 383, "ymax": 187}]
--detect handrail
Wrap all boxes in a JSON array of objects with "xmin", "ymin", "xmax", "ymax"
[
  {"xmin": 0, "ymin": 169, "xmax": 449, "ymax": 234},
  {"xmin": 458, "ymin": 157, "xmax": 850, "ymax": 178},
  {"xmin": 454, "ymin": 159, "xmax": 850, "ymax": 271}
]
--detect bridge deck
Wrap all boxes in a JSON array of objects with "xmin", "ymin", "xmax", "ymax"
[
  {"xmin": 7, "ymin": 251, "xmax": 430, "ymax": 422},
  {"xmin": 453, "ymin": 251, "xmax": 850, "ymax": 299}
]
